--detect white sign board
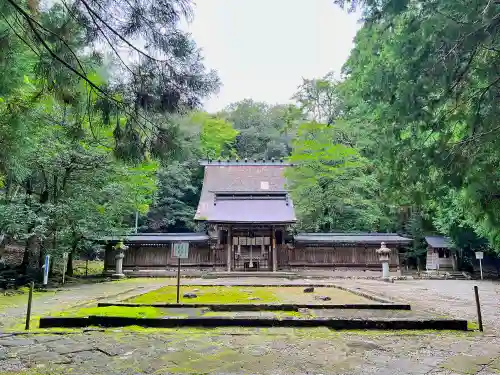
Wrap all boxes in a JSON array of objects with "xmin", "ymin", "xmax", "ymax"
[
  {"xmin": 42, "ymin": 255, "xmax": 50, "ymax": 285},
  {"xmin": 172, "ymin": 242, "xmax": 189, "ymax": 259},
  {"xmin": 475, "ymin": 251, "xmax": 484, "ymax": 260}
]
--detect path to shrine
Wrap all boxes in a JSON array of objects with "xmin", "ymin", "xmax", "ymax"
[{"xmin": 1, "ymin": 278, "xmax": 500, "ymax": 375}]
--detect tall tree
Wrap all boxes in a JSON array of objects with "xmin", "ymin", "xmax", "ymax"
[
  {"xmin": 286, "ymin": 121, "xmax": 390, "ymax": 232},
  {"xmin": 220, "ymin": 99, "xmax": 302, "ymax": 159},
  {"xmin": 292, "ymin": 72, "xmax": 342, "ymax": 124},
  {"xmin": 1, "ymin": 0, "xmax": 219, "ymax": 162}
]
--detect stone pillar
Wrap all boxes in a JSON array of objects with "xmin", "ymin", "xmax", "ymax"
[
  {"xmin": 227, "ymin": 226, "xmax": 232, "ymax": 272},
  {"xmin": 272, "ymin": 227, "xmax": 277, "ymax": 272},
  {"xmin": 376, "ymin": 242, "xmax": 391, "ymax": 280},
  {"xmin": 112, "ymin": 241, "xmax": 128, "ymax": 279}
]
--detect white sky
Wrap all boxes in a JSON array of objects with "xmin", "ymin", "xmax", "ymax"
[{"xmin": 182, "ymin": 0, "xmax": 361, "ymax": 113}]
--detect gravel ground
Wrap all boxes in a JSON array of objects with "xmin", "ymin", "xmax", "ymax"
[
  {"xmin": 334, "ymin": 279, "xmax": 500, "ymax": 333},
  {"xmin": 1, "ymin": 277, "xmax": 499, "ymax": 374}
]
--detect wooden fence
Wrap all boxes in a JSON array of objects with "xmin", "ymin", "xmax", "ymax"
[
  {"xmin": 105, "ymin": 244, "xmax": 226, "ymax": 270},
  {"xmin": 278, "ymin": 245, "xmax": 400, "ymax": 268},
  {"xmin": 105, "ymin": 244, "xmax": 400, "ymax": 271}
]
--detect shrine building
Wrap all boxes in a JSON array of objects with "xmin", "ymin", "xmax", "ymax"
[{"xmin": 103, "ymin": 160, "xmax": 411, "ymax": 276}]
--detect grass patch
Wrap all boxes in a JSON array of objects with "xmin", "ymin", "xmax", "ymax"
[
  {"xmin": 277, "ymin": 310, "xmax": 310, "ymax": 318},
  {"xmin": 467, "ymin": 321, "xmax": 480, "ymax": 330},
  {"xmin": 53, "ymin": 305, "xmax": 166, "ymax": 318},
  {"xmin": 200, "ymin": 311, "xmax": 307, "ymax": 318},
  {"xmin": 272, "ymin": 287, "xmax": 373, "ymax": 304},
  {"xmin": 0, "ymin": 289, "xmax": 57, "ymax": 312},
  {"xmin": 127, "ymin": 286, "xmax": 279, "ymax": 304},
  {"xmin": 73, "ymin": 260, "xmax": 104, "ymax": 276},
  {"xmin": 7, "ymin": 306, "xmax": 166, "ymax": 330}
]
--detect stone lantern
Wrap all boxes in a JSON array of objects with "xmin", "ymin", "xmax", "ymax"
[
  {"xmin": 112, "ymin": 240, "xmax": 128, "ymax": 278},
  {"xmin": 376, "ymin": 242, "xmax": 391, "ymax": 280}
]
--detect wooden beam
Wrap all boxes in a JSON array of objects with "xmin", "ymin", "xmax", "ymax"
[
  {"xmin": 272, "ymin": 226, "xmax": 277, "ymax": 272},
  {"xmin": 227, "ymin": 225, "xmax": 232, "ymax": 272}
]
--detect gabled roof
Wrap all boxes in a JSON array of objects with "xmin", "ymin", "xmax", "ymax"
[
  {"xmin": 295, "ymin": 233, "xmax": 412, "ymax": 245},
  {"xmin": 425, "ymin": 236, "xmax": 453, "ymax": 249},
  {"xmin": 195, "ymin": 161, "xmax": 296, "ymax": 223}
]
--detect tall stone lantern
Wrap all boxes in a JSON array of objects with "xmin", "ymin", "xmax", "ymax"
[
  {"xmin": 376, "ymin": 242, "xmax": 391, "ymax": 280},
  {"xmin": 112, "ymin": 240, "xmax": 128, "ymax": 278}
]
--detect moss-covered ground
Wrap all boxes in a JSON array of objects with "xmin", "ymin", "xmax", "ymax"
[
  {"xmin": 53, "ymin": 305, "xmax": 166, "ymax": 318},
  {"xmin": 125, "ymin": 285, "xmax": 372, "ymax": 304},
  {"xmin": 127, "ymin": 285, "xmax": 279, "ymax": 304}
]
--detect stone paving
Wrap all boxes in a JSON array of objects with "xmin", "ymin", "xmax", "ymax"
[
  {"xmin": 1, "ymin": 277, "xmax": 499, "ymax": 374},
  {"xmin": 0, "ymin": 329, "xmax": 499, "ymax": 374}
]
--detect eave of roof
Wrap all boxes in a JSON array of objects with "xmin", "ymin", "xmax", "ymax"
[
  {"xmin": 205, "ymin": 198, "xmax": 296, "ymax": 223},
  {"xmin": 425, "ymin": 236, "xmax": 453, "ymax": 249},
  {"xmin": 200, "ymin": 159, "xmax": 293, "ymax": 166},
  {"xmin": 98, "ymin": 233, "xmax": 209, "ymax": 244},
  {"xmin": 294, "ymin": 233, "xmax": 412, "ymax": 244}
]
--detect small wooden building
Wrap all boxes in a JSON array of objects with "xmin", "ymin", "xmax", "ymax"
[
  {"xmin": 102, "ymin": 160, "xmax": 412, "ymax": 275},
  {"xmin": 425, "ymin": 236, "xmax": 457, "ymax": 271}
]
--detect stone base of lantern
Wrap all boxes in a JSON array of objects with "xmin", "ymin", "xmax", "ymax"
[
  {"xmin": 381, "ymin": 262, "xmax": 390, "ymax": 280},
  {"xmin": 112, "ymin": 272, "xmax": 126, "ymax": 279}
]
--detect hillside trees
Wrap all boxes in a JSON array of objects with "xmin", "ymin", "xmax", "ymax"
[
  {"xmin": 286, "ymin": 121, "xmax": 390, "ymax": 232},
  {"xmin": 144, "ymin": 112, "xmax": 238, "ymax": 232},
  {"xmin": 0, "ymin": 0, "xmax": 218, "ymax": 276},
  {"xmin": 220, "ymin": 99, "xmax": 303, "ymax": 159},
  {"xmin": 336, "ymin": 0, "xmax": 500, "ymax": 253}
]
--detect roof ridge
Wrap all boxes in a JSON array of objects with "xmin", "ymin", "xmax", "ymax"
[{"xmin": 200, "ymin": 159, "xmax": 294, "ymax": 166}]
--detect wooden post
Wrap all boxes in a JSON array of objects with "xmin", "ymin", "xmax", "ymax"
[
  {"xmin": 474, "ymin": 285, "xmax": 484, "ymax": 332},
  {"xmin": 213, "ymin": 224, "xmax": 219, "ymax": 270},
  {"xmin": 176, "ymin": 257, "xmax": 181, "ymax": 303},
  {"xmin": 25, "ymin": 281, "xmax": 34, "ymax": 330},
  {"xmin": 272, "ymin": 227, "xmax": 277, "ymax": 272},
  {"xmin": 227, "ymin": 226, "xmax": 232, "ymax": 272}
]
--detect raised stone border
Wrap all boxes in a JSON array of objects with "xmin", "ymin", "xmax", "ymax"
[
  {"xmin": 39, "ymin": 316, "xmax": 468, "ymax": 331},
  {"xmin": 97, "ymin": 302, "xmax": 411, "ymax": 310}
]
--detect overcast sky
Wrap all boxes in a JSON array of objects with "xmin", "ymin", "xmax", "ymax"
[{"xmin": 182, "ymin": 0, "xmax": 361, "ymax": 113}]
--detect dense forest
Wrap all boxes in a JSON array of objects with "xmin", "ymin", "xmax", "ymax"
[{"xmin": 0, "ymin": 0, "xmax": 499, "ymax": 276}]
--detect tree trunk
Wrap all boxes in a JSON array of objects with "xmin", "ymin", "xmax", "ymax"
[
  {"xmin": 38, "ymin": 240, "xmax": 44, "ymax": 270},
  {"xmin": 20, "ymin": 234, "xmax": 39, "ymax": 274},
  {"xmin": 66, "ymin": 251, "xmax": 74, "ymax": 277}
]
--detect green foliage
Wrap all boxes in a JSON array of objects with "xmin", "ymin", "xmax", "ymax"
[
  {"xmin": 335, "ymin": 0, "xmax": 500, "ymax": 255},
  {"xmin": 220, "ymin": 99, "xmax": 303, "ymax": 159},
  {"xmin": 146, "ymin": 161, "xmax": 200, "ymax": 232},
  {"xmin": 286, "ymin": 122, "xmax": 389, "ymax": 232},
  {"xmin": 191, "ymin": 112, "xmax": 239, "ymax": 158},
  {"xmin": 292, "ymin": 72, "xmax": 342, "ymax": 124},
  {"xmin": 127, "ymin": 286, "xmax": 279, "ymax": 304}
]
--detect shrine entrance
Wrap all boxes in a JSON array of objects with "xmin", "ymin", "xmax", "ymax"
[
  {"xmin": 232, "ymin": 228, "xmax": 273, "ymax": 271},
  {"xmin": 214, "ymin": 224, "xmax": 287, "ymax": 272}
]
